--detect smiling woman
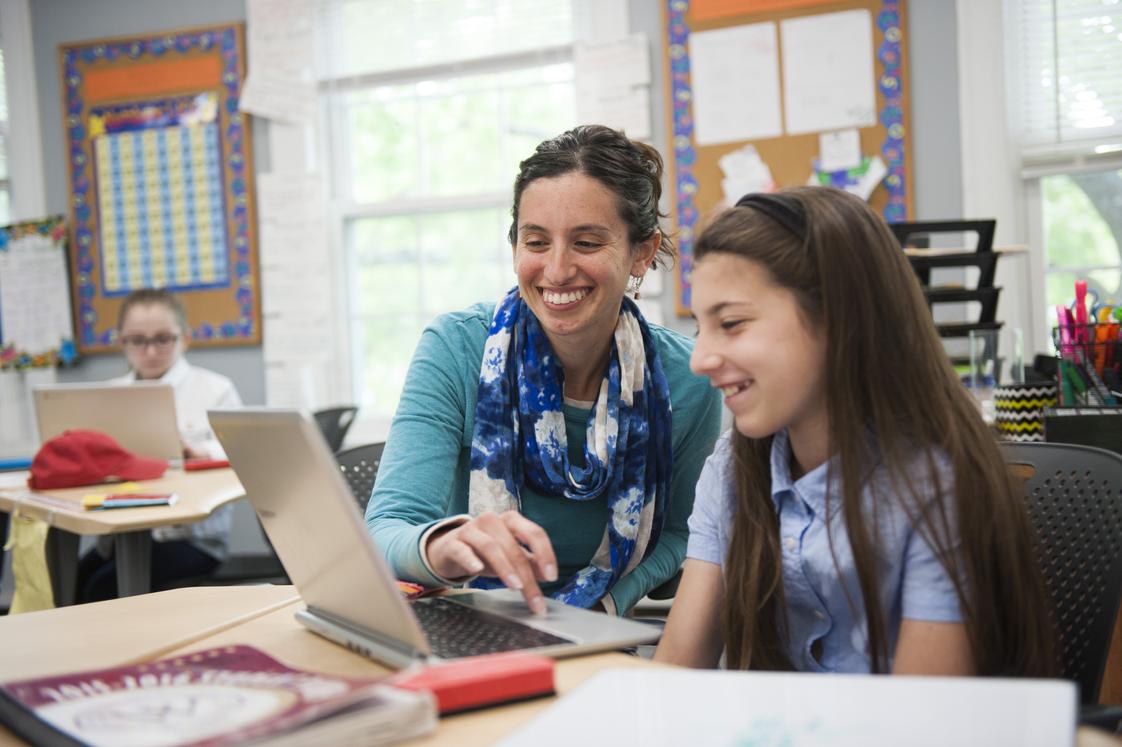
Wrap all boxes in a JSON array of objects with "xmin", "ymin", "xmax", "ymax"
[{"xmin": 364, "ymin": 125, "xmax": 722, "ymax": 617}]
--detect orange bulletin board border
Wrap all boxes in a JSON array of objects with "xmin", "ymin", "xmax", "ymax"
[
  {"xmin": 664, "ymin": 0, "xmax": 911, "ymax": 315},
  {"xmin": 60, "ymin": 24, "xmax": 260, "ymax": 353}
]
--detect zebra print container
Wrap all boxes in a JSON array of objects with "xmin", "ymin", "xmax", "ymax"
[{"xmin": 994, "ymin": 382, "xmax": 1058, "ymax": 442}]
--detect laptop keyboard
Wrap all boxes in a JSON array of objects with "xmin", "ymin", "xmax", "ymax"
[{"xmin": 412, "ymin": 596, "xmax": 572, "ymax": 658}]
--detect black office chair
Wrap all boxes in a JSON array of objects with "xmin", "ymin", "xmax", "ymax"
[
  {"xmin": 336, "ymin": 442, "xmax": 385, "ymax": 512},
  {"xmin": 1002, "ymin": 441, "xmax": 1122, "ymax": 725},
  {"xmin": 313, "ymin": 406, "xmax": 359, "ymax": 453}
]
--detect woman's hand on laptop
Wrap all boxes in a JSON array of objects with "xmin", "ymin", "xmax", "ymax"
[{"xmin": 425, "ymin": 511, "xmax": 559, "ymax": 616}]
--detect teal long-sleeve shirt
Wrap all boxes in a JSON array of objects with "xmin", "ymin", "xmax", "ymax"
[{"xmin": 365, "ymin": 303, "xmax": 723, "ymax": 615}]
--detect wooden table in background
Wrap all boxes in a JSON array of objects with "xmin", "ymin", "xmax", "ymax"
[{"xmin": 0, "ymin": 468, "xmax": 244, "ymax": 602}]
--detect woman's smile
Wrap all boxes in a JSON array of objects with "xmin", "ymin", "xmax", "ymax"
[{"xmin": 540, "ymin": 287, "xmax": 591, "ymax": 308}]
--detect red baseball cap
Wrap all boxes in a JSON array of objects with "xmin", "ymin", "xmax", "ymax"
[{"xmin": 29, "ymin": 430, "xmax": 168, "ymax": 489}]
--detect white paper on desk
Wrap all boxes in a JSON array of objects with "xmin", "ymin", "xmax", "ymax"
[
  {"xmin": 0, "ymin": 234, "xmax": 73, "ymax": 355},
  {"xmin": 497, "ymin": 668, "xmax": 1076, "ymax": 747},
  {"xmin": 819, "ymin": 128, "xmax": 862, "ymax": 172},
  {"xmin": 689, "ymin": 23, "xmax": 782, "ymax": 146},
  {"xmin": 781, "ymin": 9, "xmax": 876, "ymax": 135}
]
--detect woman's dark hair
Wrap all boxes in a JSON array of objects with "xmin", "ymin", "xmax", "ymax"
[
  {"xmin": 117, "ymin": 288, "xmax": 188, "ymax": 333},
  {"xmin": 508, "ymin": 124, "xmax": 676, "ymax": 269},
  {"xmin": 696, "ymin": 186, "xmax": 1058, "ymax": 677}
]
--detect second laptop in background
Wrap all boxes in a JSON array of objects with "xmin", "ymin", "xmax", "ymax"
[{"xmin": 32, "ymin": 382, "xmax": 182, "ymax": 461}]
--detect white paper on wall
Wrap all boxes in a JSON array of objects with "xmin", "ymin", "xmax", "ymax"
[
  {"xmin": 240, "ymin": 0, "xmax": 317, "ymax": 123},
  {"xmin": 0, "ymin": 233, "xmax": 72, "ymax": 356},
  {"xmin": 575, "ymin": 34, "xmax": 652, "ymax": 139},
  {"xmin": 781, "ymin": 9, "xmax": 876, "ymax": 135},
  {"xmin": 689, "ymin": 23, "xmax": 783, "ymax": 146}
]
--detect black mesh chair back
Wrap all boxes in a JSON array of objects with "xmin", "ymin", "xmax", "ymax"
[
  {"xmin": 1002, "ymin": 441, "xmax": 1122, "ymax": 703},
  {"xmin": 313, "ymin": 406, "xmax": 358, "ymax": 452},
  {"xmin": 336, "ymin": 442, "xmax": 385, "ymax": 512}
]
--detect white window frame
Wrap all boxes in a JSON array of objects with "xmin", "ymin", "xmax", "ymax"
[{"xmin": 320, "ymin": 40, "xmax": 578, "ymax": 442}]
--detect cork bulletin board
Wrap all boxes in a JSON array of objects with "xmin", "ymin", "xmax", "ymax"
[
  {"xmin": 664, "ymin": 0, "xmax": 912, "ymax": 315},
  {"xmin": 60, "ymin": 23, "xmax": 260, "ymax": 353}
]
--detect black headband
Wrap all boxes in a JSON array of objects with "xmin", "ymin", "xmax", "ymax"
[{"xmin": 734, "ymin": 192, "xmax": 807, "ymax": 241}]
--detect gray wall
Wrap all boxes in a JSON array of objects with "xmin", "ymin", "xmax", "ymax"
[
  {"xmin": 906, "ymin": 0, "xmax": 964, "ymax": 220},
  {"xmin": 30, "ymin": 0, "xmax": 266, "ymax": 405}
]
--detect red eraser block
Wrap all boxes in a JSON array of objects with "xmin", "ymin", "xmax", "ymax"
[
  {"xmin": 389, "ymin": 652, "xmax": 555, "ymax": 714},
  {"xmin": 183, "ymin": 458, "xmax": 230, "ymax": 471}
]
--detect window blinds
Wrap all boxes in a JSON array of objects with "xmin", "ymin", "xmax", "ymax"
[{"xmin": 1013, "ymin": 0, "xmax": 1122, "ymax": 172}]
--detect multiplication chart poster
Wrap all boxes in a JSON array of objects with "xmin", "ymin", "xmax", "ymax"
[{"xmin": 61, "ymin": 24, "xmax": 260, "ymax": 352}]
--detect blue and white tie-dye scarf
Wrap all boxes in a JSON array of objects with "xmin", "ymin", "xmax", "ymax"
[{"xmin": 469, "ymin": 288, "xmax": 673, "ymax": 608}]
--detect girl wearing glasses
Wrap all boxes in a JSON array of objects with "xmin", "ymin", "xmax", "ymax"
[
  {"xmin": 77, "ymin": 288, "xmax": 243, "ymax": 602},
  {"xmin": 113, "ymin": 288, "xmax": 242, "ymax": 460}
]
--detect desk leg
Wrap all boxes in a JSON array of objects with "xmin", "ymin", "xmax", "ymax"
[
  {"xmin": 44, "ymin": 528, "xmax": 79, "ymax": 607},
  {"xmin": 115, "ymin": 531, "xmax": 152, "ymax": 597}
]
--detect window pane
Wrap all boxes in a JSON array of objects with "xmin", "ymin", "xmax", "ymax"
[
  {"xmin": 1042, "ymin": 168, "xmax": 1122, "ymax": 313},
  {"xmin": 349, "ymin": 206, "xmax": 516, "ymax": 419},
  {"xmin": 330, "ymin": 0, "xmax": 573, "ymax": 78},
  {"xmin": 419, "ymin": 208, "xmax": 514, "ymax": 314},
  {"xmin": 353, "ymin": 314, "xmax": 428, "ymax": 415},
  {"xmin": 345, "ymin": 95, "xmax": 421, "ymax": 203},
  {"xmin": 1016, "ymin": 0, "xmax": 1122, "ymax": 144},
  {"xmin": 342, "ymin": 65, "xmax": 574, "ymax": 203},
  {"xmin": 350, "ymin": 215, "xmax": 421, "ymax": 315}
]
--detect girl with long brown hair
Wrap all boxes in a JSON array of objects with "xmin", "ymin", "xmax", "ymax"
[{"xmin": 655, "ymin": 186, "xmax": 1057, "ymax": 676}]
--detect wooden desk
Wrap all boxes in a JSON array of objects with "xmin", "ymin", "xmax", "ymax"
[
  {"xmin": 0, "ymin": 468, "xmax": 244, "ymax": 602},
  {"xmin": 0, "ymin": 586, "xmax": 1115, "ymax": 747},
  {"xmin": 0, "ymin": 585, "xmax": 298, "ymax": 682}
]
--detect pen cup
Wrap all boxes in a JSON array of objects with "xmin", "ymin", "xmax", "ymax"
[{"xmin": 994, "ymin": 382, "xmax": 1058, "ymax": 442}]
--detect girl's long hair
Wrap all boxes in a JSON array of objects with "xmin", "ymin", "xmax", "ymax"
[{"xmin": 696, "ymin": 187, "xmax": 1057, "ymax": 675}]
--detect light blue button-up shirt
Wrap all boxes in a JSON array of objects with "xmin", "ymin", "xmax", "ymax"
[{"xmin": 687, "ymin": 430, "xmax": 963, "ymax": 673}]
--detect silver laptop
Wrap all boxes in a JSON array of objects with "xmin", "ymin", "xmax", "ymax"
[
  {"xmin": 208, "ymin": 408, "xmax": 660, "ymax": 669},
  {"xmin": 33, "ymin": 382, "xmax": 182, "ymax": 461}
]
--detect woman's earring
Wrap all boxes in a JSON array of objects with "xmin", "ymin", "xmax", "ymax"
[{"xmin": 627, "ymin": 274, "xmax": 644, "ymax": 300}]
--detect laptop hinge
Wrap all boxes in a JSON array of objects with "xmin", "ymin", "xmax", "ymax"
[{"xmin": 302, "ymin": 606, "xmax": 429, "ymax": 668}]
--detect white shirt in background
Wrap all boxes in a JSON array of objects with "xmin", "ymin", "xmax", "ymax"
[
  {"xmin": 112, "ymin": 357, "xmax": 242, "ymax": 459},
  {"xmin": 109, "ymin": 357, "xmax": 243, "ymax": 559}
]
